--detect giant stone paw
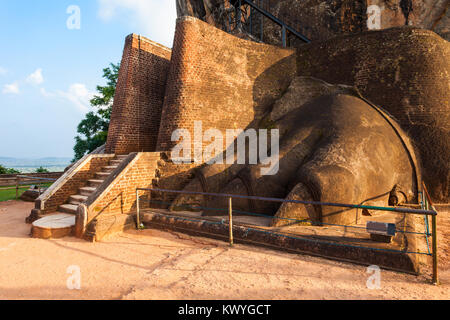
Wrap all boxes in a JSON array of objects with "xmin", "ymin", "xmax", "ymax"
[{"xmin": 170, "ymin": 77, "xmax": 419, "ymax": 226}]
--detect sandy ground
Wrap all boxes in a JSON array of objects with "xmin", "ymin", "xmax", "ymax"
[{"xmin": 0, "ymin": 201, "xmax": 448, "ymax": 300}]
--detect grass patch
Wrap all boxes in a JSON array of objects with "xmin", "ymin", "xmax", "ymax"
[{"xmin": 0, "ymin": 183, "xmax": 53, "ymax": 202}]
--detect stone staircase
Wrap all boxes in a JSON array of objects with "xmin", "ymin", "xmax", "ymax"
[
  {"xmin": 31, "ymin": 154, "xmax": 129, "ymax": 239},
  {"xmin": 57, "ymin": 154, "xmax": 128, "ymax": 215}
]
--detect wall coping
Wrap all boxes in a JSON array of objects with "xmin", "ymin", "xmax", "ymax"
[{"xmin": 127, "ymin": 33, "xmax": 172, "ymax": 52}]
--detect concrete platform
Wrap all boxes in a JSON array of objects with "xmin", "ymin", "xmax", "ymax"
[{"xmin": 31, "ymin": 213, "xmax": 75, "ymax": 239}]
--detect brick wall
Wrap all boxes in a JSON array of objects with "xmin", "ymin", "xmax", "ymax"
[
  {"xmin": 296, "ymin": 27, "xmax": 450, "ymax": 202},
  {"xmin": 151, "ymin": 152, "xmax": 201, "ymax": 206},
  {"xmin": 37, "ymin": 155, "xmax": 113, "ymax": 214},
  {"xmin": 86, "ymin": 152, "xmax": 160, "ymax": 222},
  {"xmin": 156, "ymin": 16, "xmax": 296, "ymax": 156},
  {"xmin": 81, "ymin": 152, "xmax": 200, "ymax": 241},
  {"xmin": 105, "ymin": 34, "xmax": 172, "ymax": 155}
]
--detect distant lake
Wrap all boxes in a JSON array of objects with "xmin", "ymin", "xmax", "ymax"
[{"xmin": 0, "ymin": 157, "xmax": 72, "ymax": 173}]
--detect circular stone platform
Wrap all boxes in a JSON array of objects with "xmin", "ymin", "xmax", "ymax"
[{"xmin": 31, "ymin": 213, "xmax": 76, "ymax": 239}]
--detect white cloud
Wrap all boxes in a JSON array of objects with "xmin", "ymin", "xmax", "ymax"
[
  {"xmin": 97, "ymin": 0, "xmax": 176, "ymax": 47},
  {"xmin": 40, "ymin": 87, "xmax": 55, "ymax": 98},
  {"xmin": 58, "ymin": 83, "xmax": 94, "ymax": 113},
  {"xmin": 0, "ymin": 67, "xmax": 7, "ymax": 76},
  {"xmin": 41, "ymin": 83, "xmax": 94, "ymax": 113},
  {"xmin": 26, "ymin": 68, "xmax": 44, "ymax": 85},
  {"xmin": 2, "ymin": 82, "xmax": 20, "ymax": 94}
]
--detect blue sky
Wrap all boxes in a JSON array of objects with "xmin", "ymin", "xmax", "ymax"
[{"xmin": 0, "ymin": 0, "xmax": 176, "ymax": 159}]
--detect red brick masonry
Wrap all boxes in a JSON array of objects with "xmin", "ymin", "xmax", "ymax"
[
  {"xmin": 157, "ymin": 16, "xmax": 296, "ymax": 155},
  {"xmin": 85, "ymin": 153, "xmax": 160, "ymax": 232},
  {"xmin": 106, "ymin": 34, "xmax": 172, "ymax": 155},
  {"xmin": 36, "ymin": 155, "xmax": 113, "ymax": 214}
]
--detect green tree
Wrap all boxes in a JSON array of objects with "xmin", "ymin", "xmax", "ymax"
[
  {"xmin": 35, "ymin": 166, "xmax": 49, "ymax": 173},
  {"xmin": 0, "ymin": 165, "xmax": 20, "ymax": 174},
  {"xmin": 72, "ymin": 62, "xmax": 120, "ymax": 162}
]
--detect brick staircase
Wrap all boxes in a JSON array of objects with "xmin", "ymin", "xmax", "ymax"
[
  {"xmin": 57, "ymin": 154, "xmax": 128, "ymax": 215},
  {"xmin": 31, "ymin": 152, "xmax": 161, "ymax": 240}
]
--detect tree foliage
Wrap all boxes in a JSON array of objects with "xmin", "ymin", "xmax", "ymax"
[
  {"xmin": 72, "ymin": 63, "xmax": 120, "ymax": 162},
  {"xmin": 0, "ymin": 165, "xmax": 20, "ymax": 174},
  {"xmin": 35, "ymin": 166, "xmax": 49, "ymax": 173}
]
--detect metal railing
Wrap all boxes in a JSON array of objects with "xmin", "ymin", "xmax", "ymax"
[
  {"xmin": 0, "ymin": 175, "xmax": 57, "ymax": 199},
  {"xmin": 224, "ymin": 0, "xmax": 310, "ymax": 46},
  {"xmin": 136, "ymin": 186, "xmax": 438, "ymax": 284},
  {"xmin": 419, "ymin": 182, "xmax": 439, "ymax": 284},
  {"xmin": 240, "ymin": 0, "xmax": 311, "ymax": 46}
]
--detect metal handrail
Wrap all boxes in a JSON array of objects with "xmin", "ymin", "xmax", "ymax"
[
  {"xmin": 137, "ymin": 187, "xmax": 436, "ymax": 216},
  {"xmin": 421, "ymin": 182, "xmax": 439, "ymax": 285},
  {"xmin": 136, "ymin": 186, "xmax": 439, "ymax": 284},
  {"xmin": 16, "ymin": 175, "xmax": 58, "ymax": 182},
  {"xmin": 240, "ymin": 0, "xmax": 311, "ymax": 45}
]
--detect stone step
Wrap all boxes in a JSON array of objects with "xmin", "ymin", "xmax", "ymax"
[
  {"xmin": 109, "ymin": 160, "xmax": 122, "ymax": 166},
  {"xmin": 144, "ymin": 155, "xmax": 161, "ymax": 161},
  {"xmin": 58, "ymin": 204, "xmax": 78, "ymax": 215},
  {"xmin": 95, "ymin": 172, "xmax": 111, "ymax": 179},
  {"xmin": 148, "ymin": 153, "xmax": 161, "ymax": 159},
  {"xmin": 115, "ymin": 155, "xmax": 128, "ymax": 160},
  {"xmin": 102, "ymin": 165, "xmax": 118, "ymax": 173},
  {"xmin": 79, "ymin": 186, "xmax": 96, "ymax": 196},
  {"xmin": 69, "ymin": 194, "xmax": 88, "ymax": 205},
  {"xmin": 31, "ymin": 213, "xmax": 76, "ymax": 239},
  {"xmin": 88, "ymin": 179, "xmax": 104, "ymax": 188}
]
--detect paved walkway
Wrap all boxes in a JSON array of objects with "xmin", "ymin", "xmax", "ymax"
[{"xmin": 0, "ymin": 201, "xmax": 448, "ymax": 300}]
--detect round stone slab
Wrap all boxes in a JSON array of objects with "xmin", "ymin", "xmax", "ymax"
[{"xmin": 31, "ymin": 214, "xmax": 76, "ymax": 239}]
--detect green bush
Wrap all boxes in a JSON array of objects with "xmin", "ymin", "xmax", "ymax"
[
  {"xmin": 0, "ymin": 165, "xmax": 20, "ymax": 174},
  {"xmin": 35, "ymin": 166, "xmax": 49, "ymax": 173}
]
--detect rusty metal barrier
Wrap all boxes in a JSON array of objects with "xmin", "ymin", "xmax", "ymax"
[{"xmin": 136, "ymin": 186, "xmax": 439, "ymax": 284}]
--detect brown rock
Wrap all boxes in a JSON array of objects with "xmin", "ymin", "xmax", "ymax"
[{"xmin": 176, "ymin": 0, "xmax": 450, "ymax": 42}]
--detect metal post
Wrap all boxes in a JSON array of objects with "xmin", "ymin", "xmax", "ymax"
[
  {"xmin": 281, "ymin": 25, "xmax": 286, "ymax": 47},
  {"xmin": 237, "ymin": 0, "xmax": 242, "ymax": 29},
  {"xmin": 260, "ymin": 0, "xmax": 264, "ymax": 41},
  {"xmin": 249, "ymin": 6, "xmax": 253, "ymax": 35},
  {"xmin": 228, "ymin": 197, "xmax": 234, "ymax": 246},
  {"xmin": 136, "ymin": 189, "xmax": 141, "ymax": 230},
  {"xmin": 432, "ymin": 212, "xmax": 438, "ymax": 285},
  {"xmin": 419, "ymin": 191, "xmax": 423, "ymax": 209},
  {"xmin": 15, "ymin": 177, "xmax": 19, "ymax": 199}
]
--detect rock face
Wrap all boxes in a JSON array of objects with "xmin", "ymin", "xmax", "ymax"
[
  {"xmin": 176, "ymin": 0, "xmax": 449, "ymax": 42},
  {"xmin": 176, "ymin": 0, "xmax": 232, "ymax": 29}
]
